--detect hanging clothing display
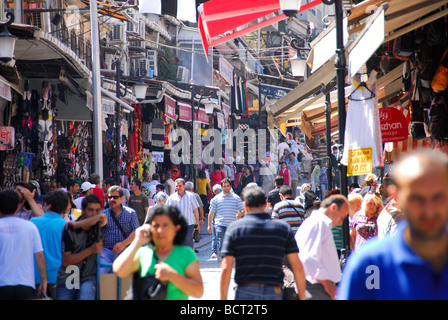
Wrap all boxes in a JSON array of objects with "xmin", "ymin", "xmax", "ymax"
[
  {"xmin": 239, "ymin": 76, "xmax": 249, "ymax": 117},
  {"xmin": 341, "ymin": 73, "xmax": 384, "ymax": 171},
  {"xmin": 152, "ymin": 118, "xmax": 165, "ymax": 152}
]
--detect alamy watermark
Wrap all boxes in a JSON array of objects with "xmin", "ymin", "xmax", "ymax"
[
  {"xmin": 365, "ymin": 265, "xmax": 380, "ymax": 290},
  {"xmin": 170, "ymin": 125, "xmax": 282, "ymax": 169}
]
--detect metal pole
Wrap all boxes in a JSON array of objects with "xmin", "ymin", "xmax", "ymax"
[
  {"xmin": 325, "ymin": 90, "xmax": 332, "ymax": 191},
  {"xmin": 191, "ymin": 84, "xmax": 196, "ymax": 188},
  {"xmin": 90, "ymin": 0, "xmax": 103, "ymax": 180},
  {"xmin": 115, "ymin": 61, "xmax": 121, "ymax": 185},
  {"xmin": 334, "ymin": 0, "xmax": 350, "ymax": 255}
]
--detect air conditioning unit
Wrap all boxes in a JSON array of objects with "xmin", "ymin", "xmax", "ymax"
[
  {"xmin": 110, "ymin": 24, "xmax": 125, "ymax": 43},
  {"xmin": 126, "ymin": 13, "xmax": 138, "ymax": 33},
  {"xmin": 177, "ymin": 66, "xmax": 189, "ymax": 83},
  {"xmin": 147, "ymin": 50, "xmax": 157, "ymax": 77},
  {"xmin": 137, "ymin": 58, "xmax": 149, "ymax": 77},
  {"xmin": 31, "ymin": 12, "xmax": 51, "ymax": 33}
]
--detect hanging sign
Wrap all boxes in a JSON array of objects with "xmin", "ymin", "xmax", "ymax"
[
  {"xmin": 195, "ymin": 108, "xmax": 209, "ymax": 125},
  {"xmin": 178, "ymin": 102, "xmax": 192, "ymax": 122},
  {"xmin": 379, "ymin": 107, "xmax": 408, "ymax": 143},
  {"xmin": 0, "ymin": 126, "xmax": 15, "ymax": 150},
  {"xmin": 222, "ymin": 102, "xmax": 230, "ymax": 120},
  {"xmin": 347, "ymin": 147, "xmax": 372, "ymax": 176},
  {"xmin": 217, "ymin": 112, "xmax": 225, "ymax": 129},
  {"xmin": 152, "ymin": 151, "xmax": 164, "ymax": 163},
  {"xmin": 164, "ymin": 95, "xmax": 176, "ymax": 120}
]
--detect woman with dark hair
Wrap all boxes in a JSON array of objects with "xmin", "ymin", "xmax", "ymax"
[
  {"xmin": 112, "ymin": 205, "xmax": 203, "ymax": 300},
  {"xmin": 236, "ymin": 165, "xmax": 256, "ymax": 195}
]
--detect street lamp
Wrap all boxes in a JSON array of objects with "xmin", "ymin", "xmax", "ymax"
[
  {"xmin": 290, "ymin": 54, "xmax": 307, "ymax": 77},
  {"xmin": 289, "ymin": 37, "xmax": 310, "ymax": 78},
  {"xmin": 279, "ymin": 0, "xmax": 302, "ymax": 17},
  {"xmin": 0, "ymin": 12, "xmax": 17, "ymax": 62},
  {"xmin": 133, "ymin": 78, "xmax": 148, "ymax": 101}
]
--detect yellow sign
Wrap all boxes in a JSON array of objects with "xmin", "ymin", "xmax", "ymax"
[{"xmin": 347, "ymin": 148, "xmax": 373, "ymax": 176}]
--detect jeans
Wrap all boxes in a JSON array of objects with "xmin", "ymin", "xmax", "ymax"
[
  {"xmin": 182, "ymin": 224, "xmax": 195, "ymax": 248},
  {"xmin": 214, "ymin": 225, "xmax": 227, "ymax": 258},
  {"xmin": 290, "ymin": 180, "xmax": 298, "ymax": 198},
  {"xmin": 99, "ymin": 247, "xmax": 121, "ymax": 274},
  {"xmin": 320, "ymin": 183, "xmax": 327, "ymax": 200},
  {"xmin": 211, "ymin": 223, "xmax": 217, "ymax": 255},
  {"xmin": 55, "ymin": 279, "xmax": 96, "ymax": 300},
  {"xmin": 235, "ymin": 285, "xmax": 283, "ymax": 300}
]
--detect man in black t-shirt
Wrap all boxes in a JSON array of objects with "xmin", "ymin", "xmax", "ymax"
[
  {"xmin": 55, "ymin": 195, "xmax": 107, "ymax": 300},
  {"xmin": 267, "ymin": 176, "xmax": 284, "ymax": 209},
  {"xmin": 220, "ymin": 185, "xmax": 306, "ymax": 300}
]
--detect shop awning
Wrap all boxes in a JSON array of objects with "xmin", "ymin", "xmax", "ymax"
[
  {"xmin": 197, "ymin": 0, "xmax": 323, "ymax": 57},
  {"xmin": 81, "ymin": 0, "xmax": 129, "ymax": 21},
  {"xmin": 270, "ymin": 0, "xmax": 448, "ymax": 138}
]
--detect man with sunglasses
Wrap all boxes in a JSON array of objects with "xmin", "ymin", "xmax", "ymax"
[{"xmin": 99, "ymin": 186, "xmax": 140, "ymax": 273}]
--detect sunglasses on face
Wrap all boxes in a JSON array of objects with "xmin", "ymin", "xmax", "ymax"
[{"xmin": 108, "ymin": 195, "xmax": 121, "ymax": 200}]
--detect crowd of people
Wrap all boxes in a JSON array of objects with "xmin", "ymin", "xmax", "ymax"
[{"xmin": 1, "ymin": 148, "xmax": 448, "ymax": 300}]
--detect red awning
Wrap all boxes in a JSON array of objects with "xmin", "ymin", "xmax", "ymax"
[{"xmin": 197, "ymin": 0, "xmax": 323, "ymax": 57}]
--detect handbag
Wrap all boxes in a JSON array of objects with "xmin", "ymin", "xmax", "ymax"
[{"xmin": 125, "ymin": 251, "xmax": 168, "ymax": 300}]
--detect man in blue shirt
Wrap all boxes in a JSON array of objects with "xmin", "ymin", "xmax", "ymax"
[
  {"xmin": 100, "ymin": 186, "xmax": 139, "ymax": 273},
  {"xmin": 31, "ymin": 189, "xmax": 70, "ymax": 299},
  {"xmin": 337, "ymin": 150, "xmax": 448, "ymax": 300},
  {"xmin": 207, "ymin": 178, "xmax": 244, "ymax": 260}
]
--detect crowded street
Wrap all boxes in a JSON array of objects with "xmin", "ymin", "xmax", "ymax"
[{"xmin": 1, "ymin": 0, "xmax": 448, "ymax": 306}]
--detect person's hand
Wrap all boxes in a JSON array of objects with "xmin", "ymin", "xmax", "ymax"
[
  {"xmin": 16, "ymin": 185, "xmax": 35, "ymax": 201},
  {"xmin": 112, "ymin": 241, "xmax": 127, "ymax": 254},
  {"xmin": 134, "ymin": 224, "xmax": 151, "ymax": 247},
  {"xmin": 36, "ymin": 280, "xmax": 47, "ymax": 299},
  {"xmin": 207, "ymin": 225, "xmax": 212, "ymax": 234},
  {"xmin": 154, "ymin": 261, "xmax": 176, "ymax": 282},
  {"xmin": 89, "ymin": 240, "xmax": 103, "ymax": 255}
]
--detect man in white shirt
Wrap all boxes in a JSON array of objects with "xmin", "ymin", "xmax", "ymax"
[
  {"xmin": 165, "ymin": 178, "xmax": 200, "ymax": 248},
  {"xmin": 294, "ymin": 194, "xmax": 349, "ymax": 300}
]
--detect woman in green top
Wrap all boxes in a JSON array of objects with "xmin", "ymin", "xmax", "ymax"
[{"xmin": 113, "ymin": 205, "xmax": 204, "ymax": 300}]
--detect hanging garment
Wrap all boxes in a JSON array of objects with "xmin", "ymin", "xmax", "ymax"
[
  {"xmin": 341, "ymin": 74, "xmax": 384, "ymax": 169},
  {"xmin": 152, "ymin": 118, "xmax": 165, "ymax": 152}
]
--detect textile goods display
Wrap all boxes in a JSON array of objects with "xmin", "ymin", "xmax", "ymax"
[{"xmin": 341, "ymin": 74, "xmax": 384, "ymax": 170}]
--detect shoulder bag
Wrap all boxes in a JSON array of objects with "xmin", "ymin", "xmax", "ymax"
[
  {"xmin": 109, "ymin": 209, "xmax": 129, "ymax": 240},
  {"xmin": 125, "ymin": 249, "xmax": 168, "ymax": 300}
]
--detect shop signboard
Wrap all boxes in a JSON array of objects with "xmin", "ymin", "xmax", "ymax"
[
  {"xmin": 195, "ymin": 108, "xmax": 209, "ymax": 125},
  {"xmin": 164, "ymin": 95, "xmax": 176, "ymax": 120},
  {"xmin": 347, "ymin": 147, "xmax": 372, "ymax": 176},
  {"xmin": 0, "ymin": 126, "xmax": 14, "ymax": 150},
  {"xmin": 152, "ymin": 151, "xmax": 164, "ymax": 163},
  {"xmin": 379, "ymin": 107, "xmax": 408, "ymax": 143},
  {"xmin": 178, "ymin": 102, "xmax": 192, "ymax": 122}
]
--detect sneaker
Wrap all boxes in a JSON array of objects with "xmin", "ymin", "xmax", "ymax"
[{"xmin": 210, "ymin": 253, "xmax": 217, "ymax": 260}]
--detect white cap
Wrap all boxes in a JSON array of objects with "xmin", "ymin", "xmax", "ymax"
[{"xmin": 80, "ymin": 181, "xmax": 95, "ymax": 192}]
